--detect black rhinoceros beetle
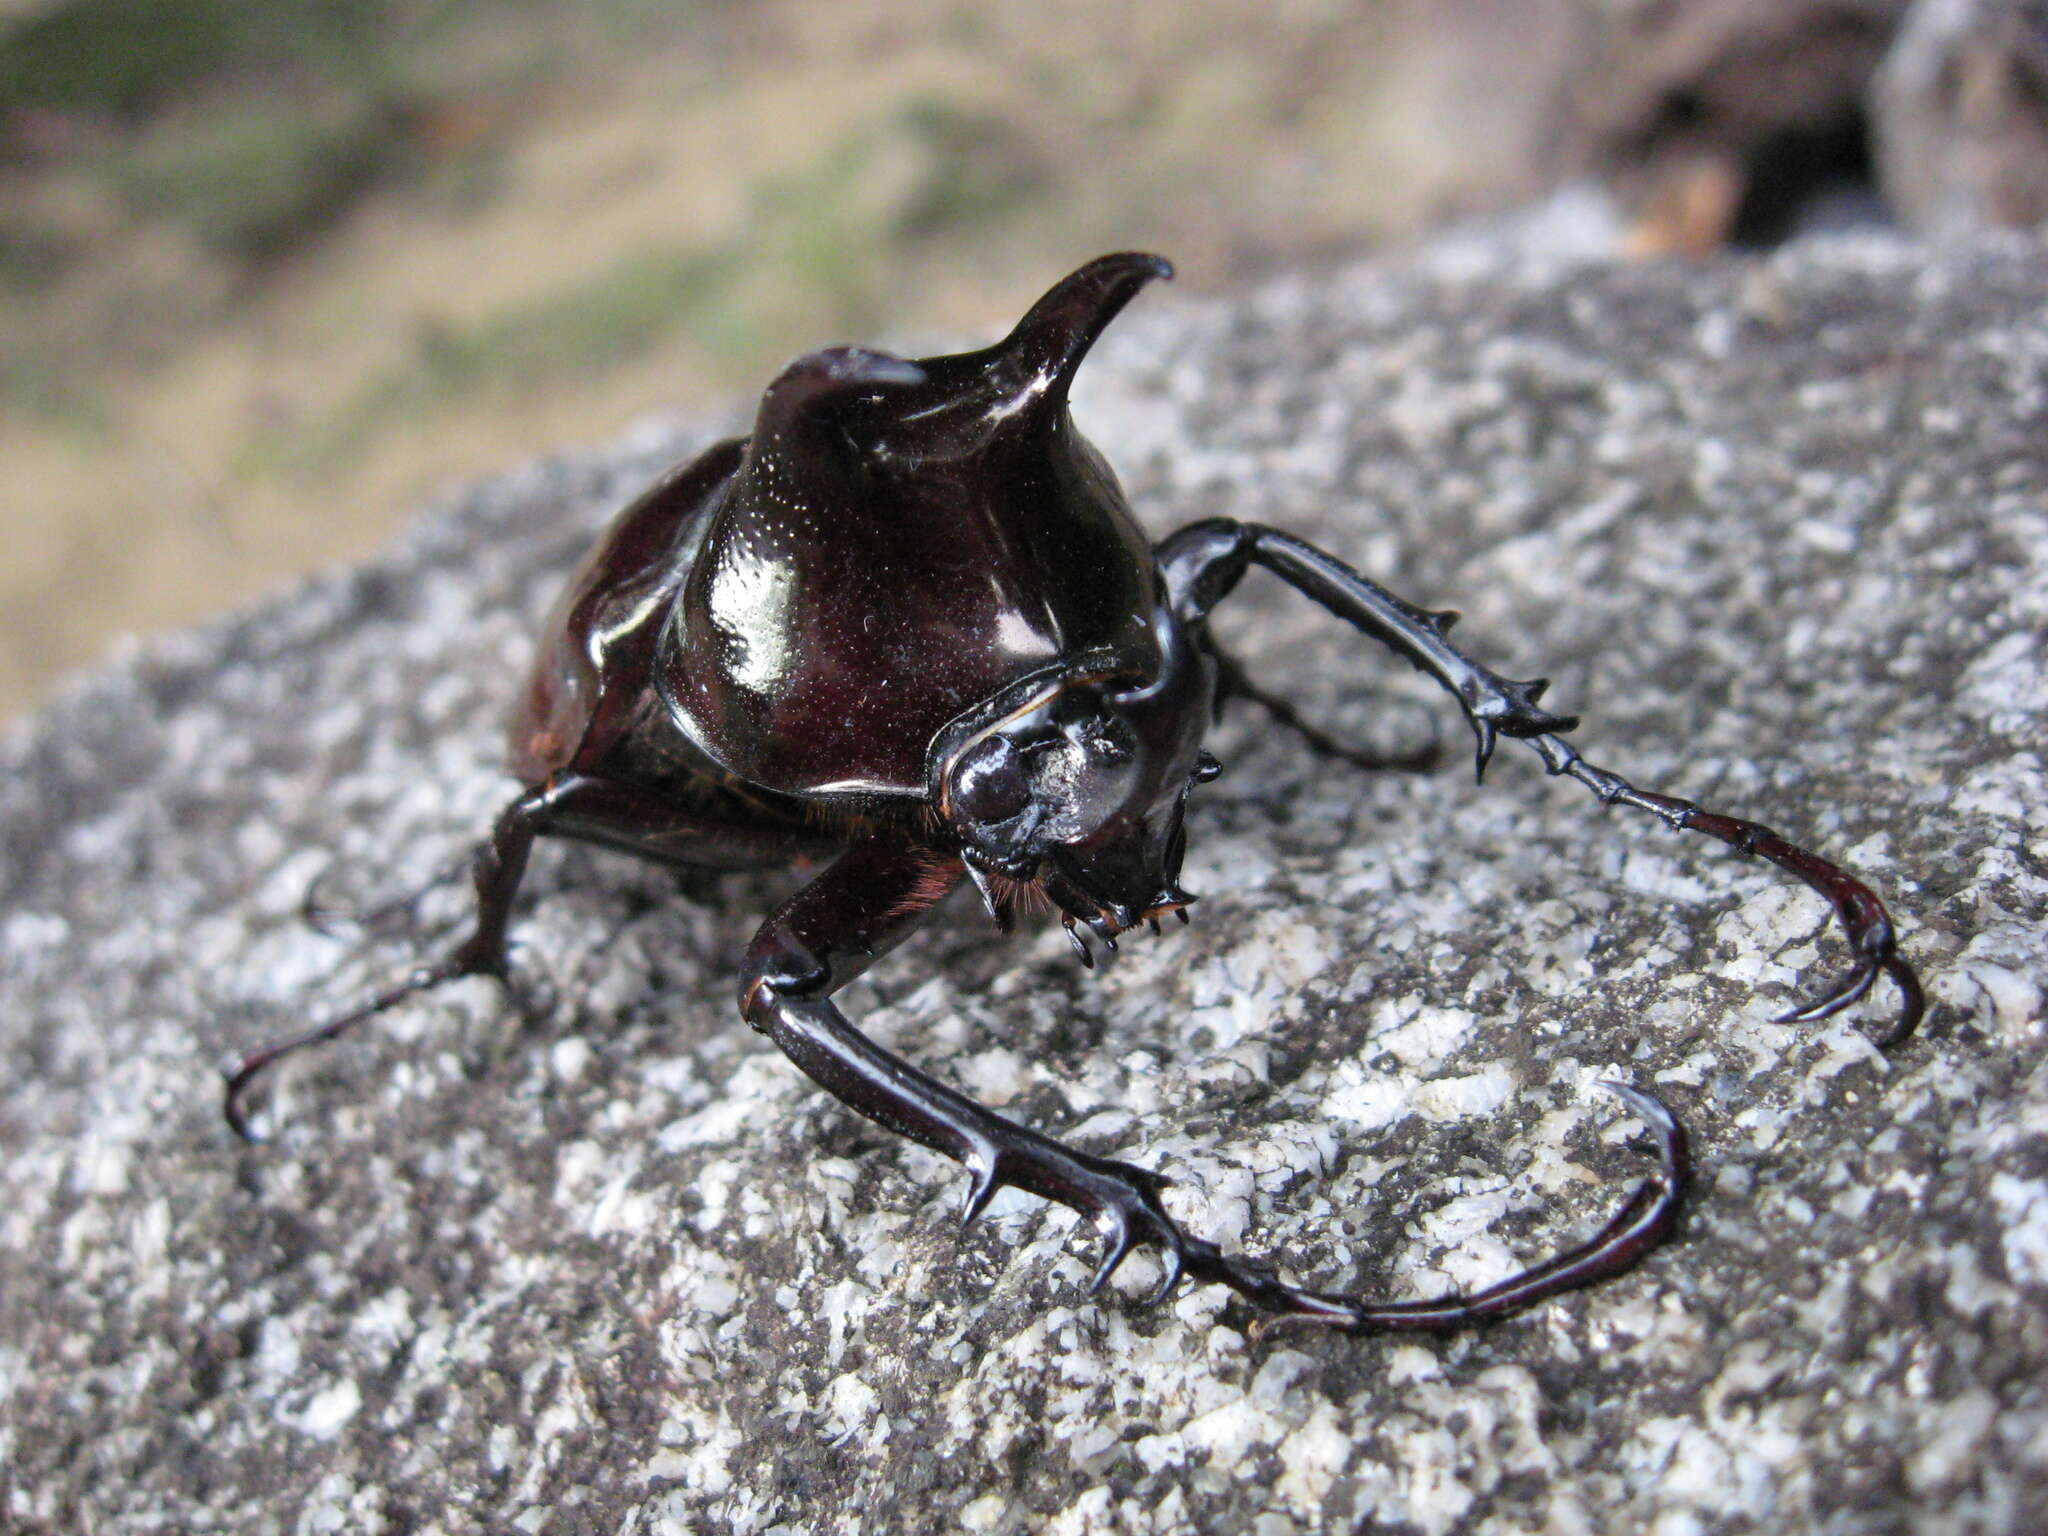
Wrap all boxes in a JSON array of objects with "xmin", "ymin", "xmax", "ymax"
[{"xmin": 228, "ymin": 253, "xmax": 1921, "ymax": 1332}]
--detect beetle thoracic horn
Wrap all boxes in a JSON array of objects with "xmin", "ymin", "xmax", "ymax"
[
  {"xmin": 798, "ymin": 253, "xmax": 1176, "ymax": 472},
  {"xmin": 986, "ymin": 251, "xmax": 1174, "ymax": 411}
]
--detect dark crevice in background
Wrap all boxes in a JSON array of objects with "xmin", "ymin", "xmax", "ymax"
[{"xmin": 1730, "ymin": 107, "xmax": 1884, "ymax": 246}]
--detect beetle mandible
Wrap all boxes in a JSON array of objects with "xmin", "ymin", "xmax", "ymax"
[{"xmin": 227, "ymin": 253, "xmax": 1922, "ymax": 1332}]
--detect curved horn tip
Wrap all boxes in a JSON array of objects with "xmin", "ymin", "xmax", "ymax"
[
  {"xmin": 1084, "ymin": 250, "xmax": 1174, "ymax": 284},
  {"xmin": 992, "ymin": 253, "xmax": 1176, "ymax": 401},
  {"xmin": 1038, "ymin": 253, "xmax": 1174, "ymax": 305}
]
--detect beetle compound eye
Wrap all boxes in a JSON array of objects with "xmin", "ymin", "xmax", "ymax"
[{"xmin": 952, "ymin": 736, "xmax": 1033, "ymax": 826}]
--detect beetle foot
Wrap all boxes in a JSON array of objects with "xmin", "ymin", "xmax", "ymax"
[
  {"xmin": 1022, "ymin": 1084, "xmax": 1685, "ymax": 1333},
  {"xmin": 1170, "ymin": 1082, "xmax": 1688, "ymax": 1333},
  {"xmin": 1528, "ymin": 736, "xmax": 1926, "ymax": 1046},
  {"xmin": 1778, "ymin": 953, "xmax": 1923, "ymax": 1046},
  {"xmin": 221, "ymin": 937, "xmax": 513, "ymax": 1141}
]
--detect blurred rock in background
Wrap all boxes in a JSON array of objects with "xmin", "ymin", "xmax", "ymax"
[
  {"xmin": 1567, "ymin": 0, "xmax": 1912, "ymax": 252},
  {"xmin": 1873, "ymin": 0, "xmax": 2048, "ymax": 232},
  {"xmin": 1, "ymin": 0, "xmax": 2042, "ymax": 717}
]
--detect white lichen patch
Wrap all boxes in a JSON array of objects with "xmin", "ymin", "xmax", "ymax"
[
  {"xmin": 1989, "ymin": 1176, "xmax": 2048, "ymax": 1290},
  {"xmin": 285, "ymin": 1377, "xmax": 363, "ymax": 1440}
]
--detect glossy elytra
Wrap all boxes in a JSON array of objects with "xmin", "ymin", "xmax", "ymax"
[{"xmin": 228, "ymin": 254, "xmax": 1922, "ymax": 1333}]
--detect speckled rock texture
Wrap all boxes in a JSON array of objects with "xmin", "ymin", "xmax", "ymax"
[{"xmin": 4, "ymin": 231, "xmax": 2045, "ymax": 1536}]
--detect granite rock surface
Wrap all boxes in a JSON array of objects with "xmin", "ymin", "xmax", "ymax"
[{"xmin": 2, "ymin": 230, "xmax": 2045, "ymax": 1536}]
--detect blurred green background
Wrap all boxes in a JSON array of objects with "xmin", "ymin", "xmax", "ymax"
[{"xmin": 0, "ymin": 0, "xmax": 1900, "ymax": 717}]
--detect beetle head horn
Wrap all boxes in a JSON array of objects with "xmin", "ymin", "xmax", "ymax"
[{"xmin": 751, "ymin": 346, "xmax": 928, "ymax": 437}]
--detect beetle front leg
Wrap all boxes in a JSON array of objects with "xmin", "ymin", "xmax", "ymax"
[
  {"xmin": 742, "ymin": 831, "xmax": 1187, "ymax": 1286},
  {"xmin": 1160, "ymin": 520, "xmax": 1577, "ymax": 778},
  {"xmin": 1157, "ymin": 518, "xmax": 1922, "ymax": 1042},
  {"xmin": 744, "ymin": 831, "xmax": 1688, "ymax": 1331}
]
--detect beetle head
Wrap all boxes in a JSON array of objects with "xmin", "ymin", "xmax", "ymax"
[{"xmin": 934, "ymin": 618, "xmax": 1219, "ymax": 942}]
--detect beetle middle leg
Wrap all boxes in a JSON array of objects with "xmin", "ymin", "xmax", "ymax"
[
  {"xmin": 1158, "ymin": 517, "xmax": 1921, "ymax": 1041},
  {"xmin": 1210, "ymin": 644, "xmax": 1441, "ymax": 774},
  {"xmin": 301, "ymin": 852, "xmax": 473, "ymax": 941},
  {"xmin": 743, "ymin": 828, "xmax": 1689, "ymax": 1331},
  {"xmin": 224, "ymin": 773, "xmax": 824, "ymax": 1139}
]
